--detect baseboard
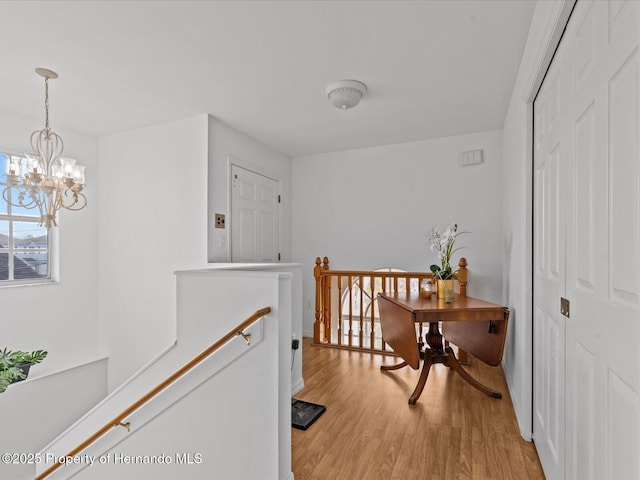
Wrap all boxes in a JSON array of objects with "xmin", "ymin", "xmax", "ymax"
[
  {"xmin": 503, "ymin": 364, "xmax": 533, "ymax": 441},
  {"xmin": 291, "ymin": 377, "xmax": 304, "ymax": 396}
]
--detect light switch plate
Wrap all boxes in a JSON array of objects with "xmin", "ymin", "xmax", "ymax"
[{"xmin": 459, "ymin": 149, "xmax": 484, "ymax": 167}]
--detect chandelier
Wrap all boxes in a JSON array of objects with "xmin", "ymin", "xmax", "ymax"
[{"xmin": 2, "ymin": 68, "xmax": 87, "ymax": 229}]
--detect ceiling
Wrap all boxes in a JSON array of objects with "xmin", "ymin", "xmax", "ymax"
[{"xmin": 0, "ymin": 1, "xmax": 536, "ymax": 157}]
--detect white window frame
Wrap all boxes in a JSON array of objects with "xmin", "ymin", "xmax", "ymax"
[{"xmin": 0, "ymin": 151, "xmax": 53, "ymax": 286}]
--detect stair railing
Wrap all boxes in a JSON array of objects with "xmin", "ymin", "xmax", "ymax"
[
  {"xmin": 35, "ymin": 306, "xmax": 271, "ymax": 480},
  {"xmin": 313, "ymin": 256, "xmax": 468, "ymax": 353}
]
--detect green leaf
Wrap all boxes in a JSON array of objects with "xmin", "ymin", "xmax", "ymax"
[
  {"xmin": 0, "ymin": 376, "xmax": 10, "ymax": 394},
  {"xmin": 5, "ymin": 366, "xmax": 25, "ymax": 381},
  {"xmin": 27, "ymin": 350, "xmax": 48, "ymax": 365},
  {"xmin": 0, "ymin": 367, "xmax": 25, "ymax": 394}
]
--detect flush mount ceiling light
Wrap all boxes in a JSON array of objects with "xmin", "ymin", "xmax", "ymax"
[{"xmin": 324, "ymin": 80, "xmax": 367, "ymax": 110}]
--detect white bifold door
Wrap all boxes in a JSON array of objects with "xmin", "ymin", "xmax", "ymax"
[{"xmin": 533, "ymin": 1, "xmax": 639, "ymax": 479}]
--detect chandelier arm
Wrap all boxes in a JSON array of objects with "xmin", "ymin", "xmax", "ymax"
[
  {"xmin": 36, "ymin": 195, "xmax": 46, "ymax": 223},
  {"xmin": 59, "ymin": 188, "xmax": 88, "ymax": 211},
  {"xmin": 2, "ymin": 187, "xmax": 13, "ymax": 205},
  {"xmin": 30, "ymin": 130, "xmax": 64, "ymax": 174},
  {"xmin": 2, "ymin": 184, "xmax": 40, "ymax": 210},
  {"xmin": 22, "ymin": 188, "xmax": 43, "ymax": 210}
]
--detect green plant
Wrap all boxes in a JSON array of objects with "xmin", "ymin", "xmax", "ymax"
[{"xmin": 0, "ymin": 348, "xmax": 48, "ymax": 393}]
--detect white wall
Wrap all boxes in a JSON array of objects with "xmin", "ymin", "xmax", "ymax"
[
  {"xmin": 207, "ymin": 116, "xmax": 292, "ymax": 262},
  {"xmin": 1, "ymin": 359, "xmax": 107, "ymax": 480},
  {"xmin": 98, "ymin": 115, "xmax": 209, "ymax": 390},
  {"xmin": 39, "ymin": 268, "xmax": 294, "ymax": 480},
  {"xmin": 0, "ymin": 107, "xmax": 105, "ymax": 478},
  {"xmin": 205, "ymin": 263, "xmax": 304, "ymax": 395},
  {"xmin": 292, "ymin": 130, "xmax": 503, "ymax": 336},
  {"xmin": 501, "ymin": 0, "xmax": 573, "ymax": 439},
  {"xmin": 0, "ymin": 107, "xmax": 101, "ymax": 374},
  {"xmin": 99, "ymin": 114, "xmax": 293, "ymax": 390}
]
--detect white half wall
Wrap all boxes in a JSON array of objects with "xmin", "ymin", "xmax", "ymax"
[
  {"xmin": 39, "ymin": 268, "xmax": 293, "ymax": 480},
  {"xmin": 291, "ymin": 130, "xmax": 503, "ymax": 337},
  {"xmin": 98, "ymin": 115, "xmax": 209, "ymax": 390},
  {"xmin": 203, "ymin": 263, "xmax": 304, "ymax": 396},
  {"xmin": 207, "ymin": 116, "xmax": 292, "ymax": 262},
  {"xmin": 0, "ymin": 359, "xmax": 108, "ymax": 480}
]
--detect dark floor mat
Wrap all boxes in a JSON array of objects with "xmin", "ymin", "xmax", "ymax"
[{"xmin": 292, "ymin": 399, "xmax": 326, "ymax": 430}]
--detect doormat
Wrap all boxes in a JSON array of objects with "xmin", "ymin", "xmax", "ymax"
[{"xmin": 292, "ymin": 399, "xmax": 326, "ymax": 430}]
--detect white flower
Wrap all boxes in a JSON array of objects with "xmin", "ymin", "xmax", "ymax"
[{"xmin": 426, "ymin": 223, "xmax": 468, "ymax": 280}]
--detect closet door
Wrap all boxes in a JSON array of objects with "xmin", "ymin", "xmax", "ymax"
[
  {"xmin": 533, "ymin": 32, "xmax": 569, "ymax": 480},
  {"xmin": 564, "ymin": 2, "xmax": 639, "ymax": 479},
  {"xmin": 534, "ymin": 2, "xmax": 640, "ymax": 479}
]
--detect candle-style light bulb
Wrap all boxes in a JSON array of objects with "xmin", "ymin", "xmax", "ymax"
[
  {"xmin": 59, "ymin": 158, "xmax": 77, "ymax": 178},
  {"xmin": 7, "ymin": 156, "xmax": 21, "ymax": 176},
  {"xmin": 73, "ymin": 164, "xmax": 85, "ymax": 184}
]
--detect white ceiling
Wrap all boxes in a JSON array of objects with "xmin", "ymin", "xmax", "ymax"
[{"xmin": 0, "ymin": 1, "xmax": 535, "ymax": 157}]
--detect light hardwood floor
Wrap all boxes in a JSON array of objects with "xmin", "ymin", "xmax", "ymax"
[{"xmin": 292, "ymin": 338, "xmax": 545, "ymax": 480}]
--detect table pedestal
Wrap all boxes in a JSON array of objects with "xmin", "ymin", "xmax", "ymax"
[{"xmin": 381, "ymin": 322, "xmax": 502, "ymax": 405}]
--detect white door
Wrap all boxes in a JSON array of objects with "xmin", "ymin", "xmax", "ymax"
[
  {"xmin": 534, "ymin": 2, "xmax": 640, "ymax": 480},
  {"xmin": 231, "ymin": 165, "xmax": 280, "ymax": 262},
  {"xmin": 533, "ymin": 35, "xmax": 568, "ymax": 480}
]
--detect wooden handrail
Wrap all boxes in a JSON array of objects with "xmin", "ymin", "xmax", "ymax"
[
  {"xmin": 35, "ymin": 307, "xmax": 271, "ymax": 480},
  {"xmin": 318, "ymin": 269, "xmax": 435, "ymax": 277},
  {"xmin": 316, "ymin": 263, "xmax": 467, "ymax": 292}
]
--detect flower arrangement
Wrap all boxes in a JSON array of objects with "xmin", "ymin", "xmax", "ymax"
[{"xmin": 428, "ymin": 223, "xmax": 468, "ymax": 280}]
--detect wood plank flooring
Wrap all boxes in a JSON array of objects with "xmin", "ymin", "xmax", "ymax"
[{"xmin": 292, "ymin": 338, "xmax": 545, "ymax": 480}]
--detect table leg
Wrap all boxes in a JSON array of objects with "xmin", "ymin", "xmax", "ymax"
[
  {"xmin": 380, "ymin": 360, "xmax": 409, "ymax": 371},
  {"xmin": 445, "ymin": 347, "xmax": 502, "ymax": 398},
  {"xmin": 457, "ymin": 348, "xmax": 470, "ymax": 364},
  {"xmin": 405, "ymin": 323, "xmax": 443, "ymax": 404},
  {"xmin": 408, "ymin": 349, "xmax": 433, "ymax": 405}
]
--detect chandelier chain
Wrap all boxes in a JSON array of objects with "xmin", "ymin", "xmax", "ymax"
[{"xmin": 44, "ymin": 77, "xmax": 50, "ymax": 134}]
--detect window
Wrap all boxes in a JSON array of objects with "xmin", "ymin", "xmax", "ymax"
[{"xmin": 0, "ymin": 152, "xmax": 50, "ymax": 284}]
